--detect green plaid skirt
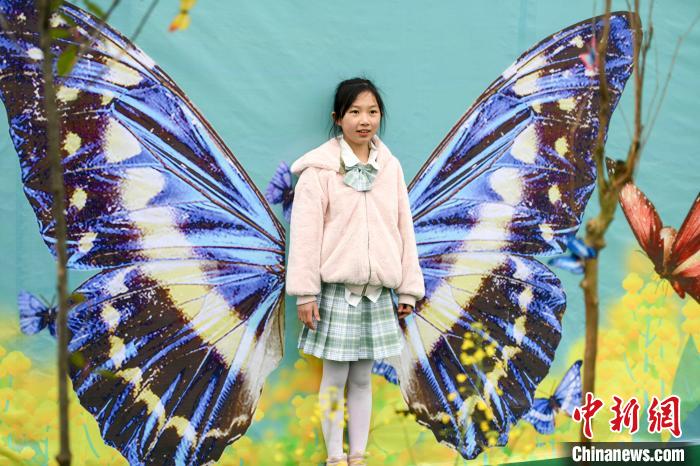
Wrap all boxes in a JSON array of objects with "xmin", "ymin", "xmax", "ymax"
[{"xmin": 298, "ymin": 282, "xmax": 403, "ymax": 361}]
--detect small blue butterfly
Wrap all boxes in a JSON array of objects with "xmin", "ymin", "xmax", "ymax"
[
  {"xmin": 522, "ymin": 360, "xmax": 582, "ymax": 434},
  {"xmin": 265, "ymin": 161, "xmax": 294, "ymax": 222},
  {"xmin": 547, "ymin": 236, "xmax": 597, "ymax": 275},
  {"xmin": 18, "ymin": 291, "xmax": 57, "ymax": 337},
  {"xmin": 371, "ymin": 359, "xmax": 399, "ymax": 385}
]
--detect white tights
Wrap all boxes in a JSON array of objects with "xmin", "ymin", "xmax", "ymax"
[{"xmin": 319, "ymin": 359, "xmax": 373, "ymax": 458}]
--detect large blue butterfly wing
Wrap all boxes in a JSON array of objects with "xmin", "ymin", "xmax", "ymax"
[
  {"xmin": 397, "ymin": 13, "xmax": 636, "ymax": 458},
  {"xmin": 0, "ymin": 0, "xmax": 282, "ymax": 270},
  {"xmin": 67, "ymin": 261, "xmax": 284, "ymax": 465},
  {"xmin": 553, "ymin": 360, "xmax": 583, "ymax": 417},
  {"xmin": 0, "ymin": 1, "xmax": 285, "ymax": 464},
  {"xmin": 522, "ymin": 398, "xmax": 556, "ymax": 435}
]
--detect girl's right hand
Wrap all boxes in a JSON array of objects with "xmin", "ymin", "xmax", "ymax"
[{"xmin": 298, "ymin": 301, "xmax": 320, "ymax": 331}]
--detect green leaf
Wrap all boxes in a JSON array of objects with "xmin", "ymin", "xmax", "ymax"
[
  {"xmin": 96, "ymin": 368, "xmax": 117, "ymax": 380},
  {"xmin": 57, "ymin": 44, "xmax": 78, "ymax": 76},
  {"xmin": 50, "ymin": 28, "xmax": 70, "ymax": 40},
  {"xmin": 49, "ymin": 0, "xmax": 65, "ymax": 14},
  {"xmin": 83, "ymin": 0, "xmax": 106, "ymax": 19},
  {"xmin": 69, "ymin": 351, "xmax": 86, "ymax": 369}
]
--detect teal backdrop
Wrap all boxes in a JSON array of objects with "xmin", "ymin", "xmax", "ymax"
[{"xmin": 0, "ymin": 1, "xmax": 698, "ymax": 463}]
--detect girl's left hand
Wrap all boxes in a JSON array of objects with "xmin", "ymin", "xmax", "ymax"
[{"xmin": 397, "ymin": 303, "xmax": 413, "ymax": 319}]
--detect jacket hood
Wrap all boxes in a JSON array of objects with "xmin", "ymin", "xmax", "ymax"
[{"xmin": 290, "ymin": 136, "xmax": 391, "ymax": 175}]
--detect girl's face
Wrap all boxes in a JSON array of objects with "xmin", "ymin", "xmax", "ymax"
[{"xmin": 335, "ymin": 91, "xmax": 381, "ymax": 150}]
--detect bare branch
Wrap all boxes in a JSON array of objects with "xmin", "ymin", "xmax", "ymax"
[
  {"xmin": 643, "ymin": 11, "xmax": 700, "ymax": 149},
  {"xmin": 131, "ymin": 0, "xmax": 160, "ymax": 42}
]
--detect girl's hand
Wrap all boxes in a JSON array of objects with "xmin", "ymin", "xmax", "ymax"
[
  {"xmin": 397, "ymin": 303, "xmax": 413, "ymax": 319},
  {"xmin": 298, "ymin": 301, "xmax": 320, "ymax": 330}
]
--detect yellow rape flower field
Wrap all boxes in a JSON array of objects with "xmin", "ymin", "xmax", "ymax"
[{"xmin": 0, "ymin": 250, "xmax": 697, "ymax": 465}]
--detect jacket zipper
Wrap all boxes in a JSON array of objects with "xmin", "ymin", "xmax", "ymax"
[{"xmin": 362, "ymin": 192, "xmax": 371, "ymax": 296}]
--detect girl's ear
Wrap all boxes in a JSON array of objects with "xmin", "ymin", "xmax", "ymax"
[{"xmin": 331, "ymin": 111, "xmax": 340, "ymax": 125}]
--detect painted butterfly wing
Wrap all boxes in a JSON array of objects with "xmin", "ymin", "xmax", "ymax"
[
  {"xmin": 0, "ymin": 0, "xmax": 282, "ymax": 270},
  {"xmin": 553, "ymin": 360, "xmax": 582, "ymax": 417},
  {"xmin": 670, "ymin": 194, "xmax": 700, "ymax": 302},
  {"xmin": 67, "ymin": 260, "xmax": 284, "ymax": 465},
  {"xmin": 547, "ymin": 255, "xmax": 584, "ymax": 274},
  {"xmin": 17, "ymin": 291, "xmax": 56, "ymax": 336},
  {"xmin": 399, "ymin": 12, "xmax": 636, "ymax": 458},
  {"xmin": 619, "ymin": 183, "xmax": 664, "ymax": 268},
  {"xmin": 0, "ymin": 1, "xmax": 285, "ymax": 464},
  {"xmin": 265, "ymin": 161, "xmax": 294, "ymax": 222},
  {"xmin": 521, "ymin": 398, "xmax": 555, "ymax": 435}
]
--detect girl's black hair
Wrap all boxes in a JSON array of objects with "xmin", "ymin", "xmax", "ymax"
[{"xmin": 329, "ymin": 77, "xmax": 386, "ymax": 138}]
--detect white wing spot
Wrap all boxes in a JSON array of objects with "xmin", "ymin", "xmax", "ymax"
[
  {"xmin": 27, "ymin": 47, "xmax": 43, "ymax": 61},
  {"xmin": 548, "ymin": 185, "xmax": 561, "ymax": 204},
  {"xmin": 570, "ymin": 36, "xmax": 584, "ymax": 48},
  {"xmin": 519, "ymin": 287, "xmax": 533, "ymax": 311},
  {"xmin": 555, "ymin": 136, "xmax": 569, "ymax": 157},
  {"xmin": 513, "ymin": 72, "xmax": 541, "ymax": 96},
  {"xmin": 50, "ymin": 13, "xmax": 67, "ymax": 27},
  {"xmin": 513, "ymin": 316, "xmax": 527, "ymax": 344},
  {"xmin": 78, "ymin": 232, "xmax": 97, "ymax": 253},
  {"xmin": 57, "ymin": 86, "xmax": 80, "ymax": 103},
  {"xmin": 121, "ymin": 168, "xmax": 165, "ymax": 210},
  {"xmin": 489, "ymin": 168, "xmax": 522, "ymax": 205},
  {"xmin": 101, "ymin": 91, "xmax": 115, "ymax": 106},
  {"xmin": 512, "ymin": 257, "xmax": 531, "ymax": 281},
  {"xmin": 70, "ymin": 188, "xmax": 87, "ymax": 211},
  {"xmin": 104, "ymin": 59, "xmax": 143, "ymax": 87},
  {"xmin": 105, "ymin": 119, "xmax": 141, "ymax": 163},
  {"xmin": 558, "ymin": 97, "xmax": 576, "ymax": 111},
  {"xmin": 63, "ymin": 132, "xmax": 81, "ymax": 156},
  {"xmin": 540, "ymin": 224, "xmax": 555, "ymax": 242},
  {"xmin": 102, "ymin": 304, "xmax": 120, "ymax": 331},
  {"xmin": 109, "ymin": 335, "xmax": 127, "ymax": 369},
  {"xmin": 511, "ymin": 125, "xmax": 538, "ymax": 163}
]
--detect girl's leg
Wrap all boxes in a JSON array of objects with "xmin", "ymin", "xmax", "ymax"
[
  {"xmin": 346, "ymin": 359, "xmax": 373, "ymax": 457},
  {"xmin": 320, "ymin": 359, "xmax": 350, "ymax": 459}
]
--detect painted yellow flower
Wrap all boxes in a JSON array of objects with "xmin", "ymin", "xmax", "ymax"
[
  {"xmin": 0, "ymin": 350, "xmax": 31, "ymax": 377},
  {"xmin": 622, "ymin": 273, "xmax": 644, "ymax": 293}
]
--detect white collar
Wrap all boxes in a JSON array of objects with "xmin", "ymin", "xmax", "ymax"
[{"xmin": 339, "ymin": 136, "xmax": 380, "ymax": 170}]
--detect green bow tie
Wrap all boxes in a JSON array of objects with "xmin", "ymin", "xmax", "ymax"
[{"xmin": 343, "ymin": 162, "xmax": 378, "ymax": 192}]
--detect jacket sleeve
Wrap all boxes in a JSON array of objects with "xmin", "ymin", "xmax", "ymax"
[
  {"xmin": 286, "ymin": 168, "xmax": 326, "ymax": 304},
  {"xmin": 395, "ymin": 163, "xmax": 425, "ymax": 307}
]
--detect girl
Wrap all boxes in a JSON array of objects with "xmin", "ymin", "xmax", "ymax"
[{"xmin": 286, "ymin": 78, "xmax": 425, "ymax": 466}]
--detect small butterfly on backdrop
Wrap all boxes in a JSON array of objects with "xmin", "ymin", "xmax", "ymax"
[
  {"xmin": 265, "ymin": 161, "xmax": 294, "ymax": 222},
  {"xmin": 371, "ymin": 358, "xmax": 399, "ymax": 385},
  {"xmin": 18, "ymin": 291, "xmax": 57, "ymax": 337},
  {"xmin": 547, "ymin": 236, "xmax": 597, "ymax": 275},
  {"xmin": 18, "ymin": 291, "xmax": 85, "ymax": 337},
  {"xmin": 619, "ymin": 183, "xmax": 700, "ymax": 303},
  {"xmin": 522, "ymin": 361, "xmax": 582, "ymax": 434}
]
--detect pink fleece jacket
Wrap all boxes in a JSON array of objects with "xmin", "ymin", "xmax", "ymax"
[{"xmin": 286, "ymin": 137, "xmax": 425, "ymax": 307}]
